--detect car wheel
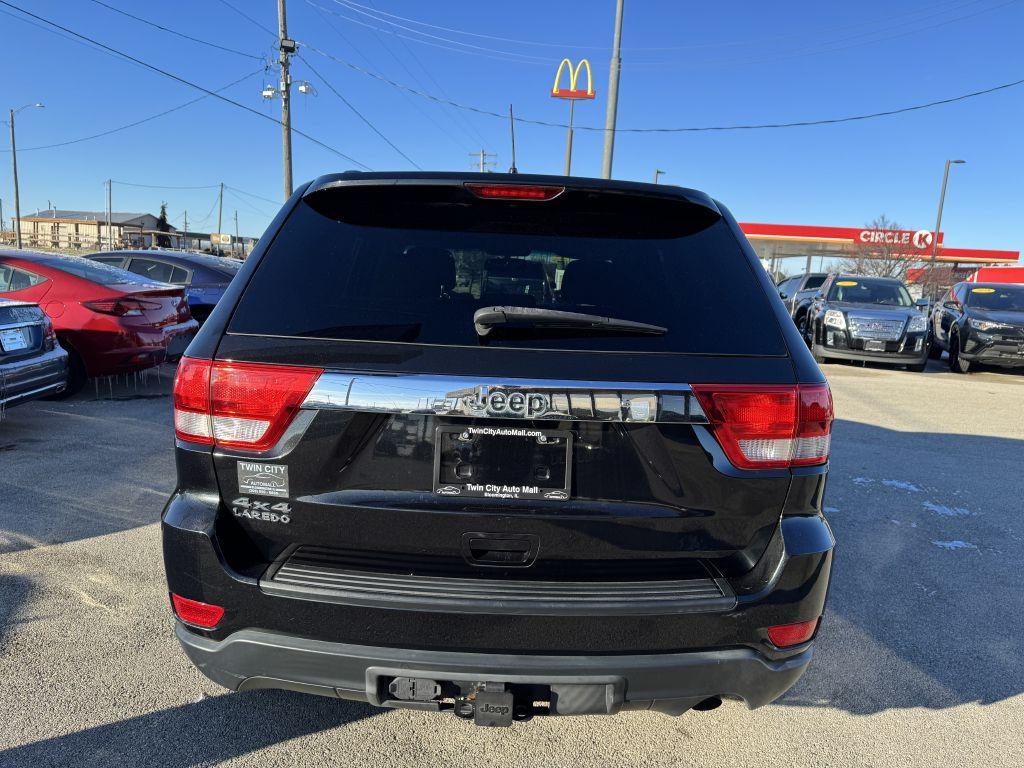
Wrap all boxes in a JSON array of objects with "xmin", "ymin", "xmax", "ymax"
[
  {"xmin": 44, "ymin": 344, "xmax": 87, "ymax": 399},
  {"xmin": 795, "ymin": 312, "xmax": 808, "ymax": 338},
  {"xmin": 948, "ymin": 332, "xmax": 970, "ymax": 374}
]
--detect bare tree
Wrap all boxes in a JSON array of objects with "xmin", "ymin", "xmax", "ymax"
[{"xmin": 837, "ymin": 214, "xmax": 919, "ymax": 280}]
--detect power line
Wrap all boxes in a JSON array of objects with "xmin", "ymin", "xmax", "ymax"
[
  {"xmin": 331, "ymin": 0, "xmax": 1004, "ymax": 54},
  {"xmin": 304, "ymin": 0, "xmax": 475, "ymax": 155},
  {"xmin": 112, "ymin": 180, "xmax": 221, "ymax": 190},
  {"xmin": 303, "ymin": 43, "xmax": 1024, "ymax": 133},
  {"xmin": 225, "ymin": 186, "xmax": 281, "ymax": 206},
  {"xmin": 213, "ymin": 0, "xmax": 276, "ymax": 37},
  {"xmin": 313, "ymin": 0, "xmax": 554, "ymax": 65},
  {"xmin": 626, "ymin": 0, "xmax": 1018, "ymax": 70},
  {"xmin": 88, "ymin": 0, "xmax": 266, "ymax": 60},
  {"xmin": 296, "ymin": 53, "xmax": 421, "ymax": 169},
  {"xmin": 363, "ymin": 0, "xmax": 488, "ymax": 148},
  {"xmin": 1, "ymin": 70, "xmax": 264, "ymax": 153},
  {"xmin": 0, "ymin": 0, "xmax": 371, "ymax": 170}
]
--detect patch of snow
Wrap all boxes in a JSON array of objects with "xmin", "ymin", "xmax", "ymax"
[
  {"xmin": 931, "ymin": 540, "xmax": 977, "ymax": 551},
  {"xmin": 823, "ymin": 506, "xmax": 840, "ymax": 514},
  {"xmin": 923, "ymin": 501, "xmax": 971, "ymax": 517},
  {"xmin": 882, "ymin": 479, "xmax": 922, "ymax": 492},
  {"xmin": 852, "ymin": 477, "xmax": 873, "ymax": 486}
]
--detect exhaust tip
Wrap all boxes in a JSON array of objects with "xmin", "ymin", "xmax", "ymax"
[{"xmin": 692, "ymin": 696, "xmax": 722, "ymax": 712}]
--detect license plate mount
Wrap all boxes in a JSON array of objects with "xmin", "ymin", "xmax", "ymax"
[
  {"xmin": 433, "ymin": 425, "xmax": 572, "ymax": 501},
  {"xmin": 864, "ymin": 340, "xmax": 886, "ymax": 352},
  {"xmin": 0, "ymin": 327, "xmax": 28, "ymax": 352}
]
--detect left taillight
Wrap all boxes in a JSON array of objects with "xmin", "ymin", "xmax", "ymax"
[
  {"xmin": 173, "ymin": 357, "xmax": 322, "ymax": 451},
  {"xmin": 171, "ymin": 593, "xmax": 224, "ymax": 629},
  {"xmin": 84, "ymin": 297, "xmax": 160, "ymax": 316},
  {"xmin": 691, "ymin": 383, "xmax": 833, "ymax": 470}
]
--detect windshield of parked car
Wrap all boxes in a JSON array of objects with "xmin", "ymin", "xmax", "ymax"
[
  {"xmin": 965, "ymin": 285, "xmax": 1024, "ymax": 311},
  {"xmin": 827, "ymin": 278, "xmax": 913, "ymax": 307},
  {"xmin": 34, "ymin": 255, "xmax": 161, "ymax": 286},
  {"xmin": 229, "ymin": 185, "xmax": 788, "ymax": 355}
]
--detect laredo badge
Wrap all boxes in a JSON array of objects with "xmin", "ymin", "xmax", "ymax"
[
  {"xmin": 237, "ymin": 461, "xmax": 289, "ymax": 498},
  {"xmin": 232, "ymin": 497, "xmax": 292, "ymax": 524}
]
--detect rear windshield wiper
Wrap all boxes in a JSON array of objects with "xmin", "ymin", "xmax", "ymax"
[{"xmin": 473, "ymin": 306, "xmax": 667, "ymax": 337}]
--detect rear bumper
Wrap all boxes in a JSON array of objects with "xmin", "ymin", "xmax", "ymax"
[
  {"xmin": 176, "ymin": 623, "xmax": 812, "ymax": 715},
  {"xmin": 0, "ymin": 346, "xmax": 68, "ymax": 407},
  {"xmin": 163, "ymin": 466, "xmax": 834, "ymax": 714},
  {"xmin": 84, "ymin": 319, "xmax": 198, "ymax": 376}
]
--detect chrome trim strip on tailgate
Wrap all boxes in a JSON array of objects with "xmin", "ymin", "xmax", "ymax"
[{"xmin": 302, "ymin": 372, "xmax": 707, "ymax": 424}]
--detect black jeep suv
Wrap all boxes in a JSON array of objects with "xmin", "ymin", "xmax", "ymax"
[{"xmin": 163, "ymin": 173, "xmax": 835, "ymax": 726}]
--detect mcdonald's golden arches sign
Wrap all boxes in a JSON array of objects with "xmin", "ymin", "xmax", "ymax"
[{"xmin": 551, "ymin": 58, "xmax": 595, "ymax": 100}]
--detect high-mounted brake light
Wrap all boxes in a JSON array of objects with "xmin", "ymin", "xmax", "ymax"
[
  {"xmin": 173, "ymin": 357, "xmax": 323, "ymax": 451},
  {"xmin": 765, "ymin": 618, "xmax": 820, "ymax": 648},
  {"xmin": 465, "ymin": 183, "xmax": 565, "ymax": 201},
  {"xmin": 171, "ymin": 593, "xmax": 225, "ymax": 629},
  {"xmin": 691, "ymin": 384, "xmax": 833, "ymax": 470}
]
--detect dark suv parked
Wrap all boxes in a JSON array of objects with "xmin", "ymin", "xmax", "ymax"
[
  {"xmin": 930, "ymin": 282, "xmax": 1024, "ymax": 373},
  {"xmin": 163, "ymin": 173, "xmax": 835, "ymax": 726},
  {"xmin": 776, "ymin": 272, "xmax": 827, "ymax": 334},
  {"xmin": 805, "ymin": 273, "xmax": 930, "ymax": 371}
]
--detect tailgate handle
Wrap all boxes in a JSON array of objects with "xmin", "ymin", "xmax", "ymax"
[{"xmin": 461, "ymin": 533, "xmax": 539, "ymax": 567}]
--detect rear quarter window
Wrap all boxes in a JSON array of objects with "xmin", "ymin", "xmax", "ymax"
[{"xmin": 229, "ymin": 185, "xmax": 787, "ymax": 356}]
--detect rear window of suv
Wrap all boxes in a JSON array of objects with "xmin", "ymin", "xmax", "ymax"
[{"xmin": 229, "ymin": 183, "xmax": 786, "ymax": 355}]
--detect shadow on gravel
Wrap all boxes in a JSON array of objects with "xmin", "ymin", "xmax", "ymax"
[
  {"xmin": 780, "ymin": 419, "xmax": 1024, "ymax": 715},
  {"xmin": 0, "ymin": 367, "xmax": 176, "ymax": 555},
  {"xmin": 0, "ymin": 690, "xmax": 381, "ymax": 768},
  {"xmin": 0, "ymin": 573, "xmax": 34, "ymax": 652}
]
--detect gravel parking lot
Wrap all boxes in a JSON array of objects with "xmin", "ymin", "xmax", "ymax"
[{"xmin": 1, "ymin": 361, "xmax": 1022, "ymax": 768}]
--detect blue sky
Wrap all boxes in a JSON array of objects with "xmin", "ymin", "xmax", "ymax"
[{"xmin": 1, "ymin": 0, "xmax": 1021, "ymax": 259}]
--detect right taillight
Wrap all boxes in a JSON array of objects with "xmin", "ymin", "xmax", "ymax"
[
  {"xmin": 691, "ymin": 384, "xmax": 833, "ymax": 470},
  {"xmin": 173, "ymin": 357, "xmax": 322, "ymax": 451}
]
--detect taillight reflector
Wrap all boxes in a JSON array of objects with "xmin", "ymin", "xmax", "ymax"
[
  {"xmin": 766, "ymin": 618, "xmax": 820, "ymax": 648},
  {"xmin": 173, "ymin": 357, "xmax": 322, "ymax": 451},
  {"xmin": 171, "ymin": 593, "xmax": 225, "ymax": 629},
  {"xmin": 691, "ymin": 384, "xmax": 833, "ymax": 469},
  {"xmin": 465, "ymin": 183, "xmax": 565, "ymax": 201}
]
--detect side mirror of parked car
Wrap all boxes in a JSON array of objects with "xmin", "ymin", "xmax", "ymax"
[
  {"xmin": 813, "ymin": 292, "xmax": 825, "ymax": 302},
  {"xmin": 915, "ymin": 298, "xmax": 930, "ymax": 309}
]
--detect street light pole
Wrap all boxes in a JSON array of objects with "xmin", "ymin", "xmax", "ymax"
[
  {"xmin": 7, "ymin": 104, "xmax": 44, "ymax": 249},
  {"xmin": 653, "ymin": 169, "xmax": 665, "ymax": 184},
  {"xmin": 926, "ymin": 159, "xmax": 965, "ymax": 300},
  {"xmin": 600, "ymin": 0, "xmax": 624, "ymax": 179}
]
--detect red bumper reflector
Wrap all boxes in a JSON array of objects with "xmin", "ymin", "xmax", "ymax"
[
  {"xmin": 171, "ymin": 593, "xmax": 225, "ymax": 629},
  {"xmin": 766, "ymin": 618, "xmax": 820, "ymax": 648},
  {"xmin": 465, "ymin": 182, "xmax": 565, "ymax": 201}
]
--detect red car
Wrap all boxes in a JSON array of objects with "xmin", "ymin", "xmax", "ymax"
[{"xmin": 0, "ymin": 250, "xmax": 198, "ymax": 394}]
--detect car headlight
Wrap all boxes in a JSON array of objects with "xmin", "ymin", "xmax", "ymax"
[
  {"xmin": 907, "ymin": 315, "xmax": 928, "ymax": 333},
  {"xmin": 824, "ymin": 310, "xmax": 846, "ymax": 330},
  {"xmin": 971, "ymin": 319, "xmax": 1011, "ymax": 332}
]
